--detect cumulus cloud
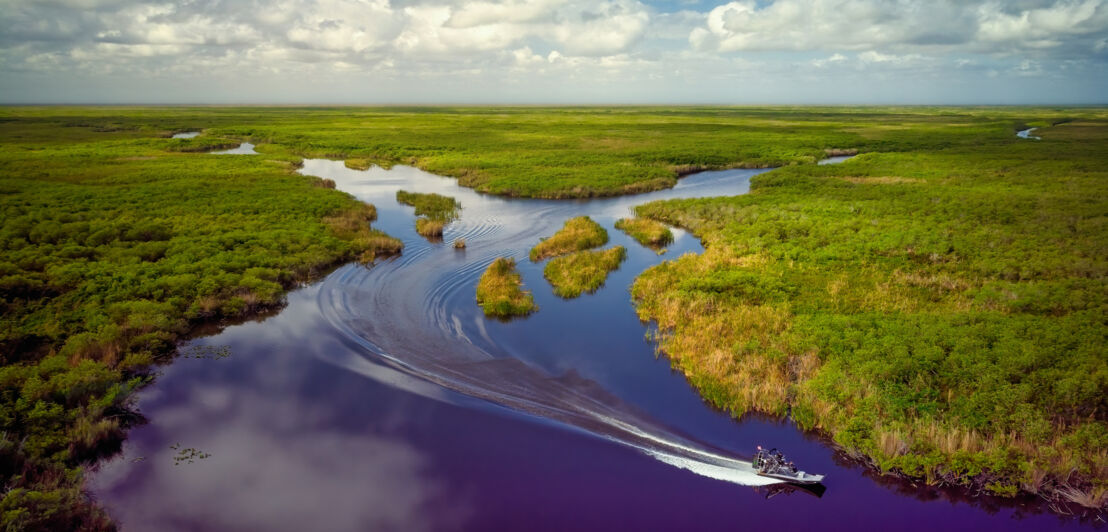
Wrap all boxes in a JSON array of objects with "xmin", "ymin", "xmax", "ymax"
[
  {"xmin": 0, "ymin": 0, "xmax": 1104, "ymax": 103},
  {"xmin": 689, "ymin": 0, "xmax": 1108, "ymax": 56}
]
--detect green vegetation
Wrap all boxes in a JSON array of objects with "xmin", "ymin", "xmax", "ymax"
[
  {"xmin": 476, "ymin": 257, "xmax": 537, "ymax": 318},
  {"xmin": 395, "ymin": 190, "xmax": 461, "ymax": 221},
  {"xmin": 2, "ymin": 105, "xmax": 1051, "ymax": 200},
  {"xmin": 632, "ymin": 118, "xmax": 1108, "ymax": 508},
  {"xmin": 396, "ymin": 190, "xmax": 460, "ymax": 239},
  {"xmin": 615, "ymin": 218, "xmax": 674, "ymax": 248},
  {"xmin": 0, "ymin": 106, "xmax": 1105, "ymax": 524},
  {"xmin": 544, "ymin": 247, "xmax": 627, "ymax": 298},
  {"xmin": 530, "ymin": 216, "xmax": 608, "ymax": 261},
  {"xmin": 0, "ymin": 115, "xmax": 399, "ymax": 530}
]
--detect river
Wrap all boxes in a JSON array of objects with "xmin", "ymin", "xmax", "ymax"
[{"xmin": 89, "ymin": 158, "xmax": 1087, "ymax": 530}]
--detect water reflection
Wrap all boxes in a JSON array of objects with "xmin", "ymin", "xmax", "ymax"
[
  {"xmin": 213, "ymin": 142, "xmax": 259, "ymax": 154},
  {"xmin": 1017, "ymin": 128, "xmax": 1042, "ymax": 140},
  {"xmin": 91, "ymin": 284, "xmax": 471, "ymax": 531}
]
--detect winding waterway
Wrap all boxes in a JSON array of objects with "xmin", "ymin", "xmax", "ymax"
[{"xmin": 90, "ymin": 158, "xmax": 1088, "ymax": 530}]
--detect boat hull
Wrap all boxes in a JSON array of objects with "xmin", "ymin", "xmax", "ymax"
[{"xmin": 756, "ymin": 472, "xmax": 825, "ymax": 485}]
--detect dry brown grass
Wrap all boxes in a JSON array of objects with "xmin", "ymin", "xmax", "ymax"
[
  {"xmin": 415, "ymin": 217, "xmax": 444, "ymax": 237},
  {"xmin": 1057, "ymin": 485, "xmax": 1108, "ymax": 508}
]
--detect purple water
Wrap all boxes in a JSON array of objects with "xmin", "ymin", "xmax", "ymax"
[{"xmin": 89, "ymin": 161, "xmax": 1095, "ymax": 530}]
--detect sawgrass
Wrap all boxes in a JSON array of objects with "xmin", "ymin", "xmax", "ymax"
[
  {"xmin": 476, "ymin": 257, "xmax": 537, "ymax": 318},
  {"xmin": 615, "ymin": 217, "xmax": 674, "ymax": 248},
  {"xmin": 396, "ymin": 190, "xmax": 460, "ymax": 240},
  {"xmin": 543, "ymin": 246, "xmax": 627, "ymax": 298},
  {"xmin": 632, "ymin": 118, "xmax": 1108, "ymax": 508},
  {"xmin": 0, "ymin": 116, "xmax": 400, "ymax": 530},
  {"xmin": 529, "ymin": 216, "xmax": 608, "ymax": 261},
  {"xmin": 1, "ymin": 105, "xmax": 1106, "ymax": 525}
]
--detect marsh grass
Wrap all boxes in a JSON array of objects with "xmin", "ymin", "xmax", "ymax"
[
  {"xmin": 323, "ymin": 202, "xmax": 402, "ymax": 261},
  {"xmin": 2, "ymin": 106, "xmax": 1107, "ymax": 525},
  {"xmin": 0, "ymin": 115, "xmax": 401, "ymax": 529},
  {"xmin": 530, "ymin": 216, "xmax": 608, "ymax": 261},
  {"xmin": 453, "ymin": 238, "xmax": 466, "ymax": 249},
  {"xmin": 396, "ymin": 190, "xmax": 460, "ymax": 240},
  {"xmin": 543, "ymin": 246, "xmax": 626, "ymax": 298},
  {"xmin": 476, "ymin": 257, "xmax": 537, "ymax": 317},
  {"xmin": 396, "ymin": 190, "xmax": 460, "ymax": 222},
  {"xmin": 615, "ymin": 218, "xmax": 673, "ymax": 248},
  {"xmin": 415, "ymin": 217, "xmax": 445, "ymax": 238},
  {"xmin": 632, "ymin": 119, "xmax": 1108, "ymax": 508}
]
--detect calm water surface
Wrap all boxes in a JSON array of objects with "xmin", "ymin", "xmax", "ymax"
[
  {"xmin": 212, "ymin": 142, "xmax": 259, "ymax": 154},
  {"xmin": 1017, "ymin": 128, "xmax": 1042, "ymax": 140},
  {"xmin": 90, "ymin": 159, "xmax": 1092, "ymax": 530}
]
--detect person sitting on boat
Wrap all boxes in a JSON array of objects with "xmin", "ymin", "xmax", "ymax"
[{"xmin": 787, "ymin": 461, "xmax": 797, "ymax": 474}]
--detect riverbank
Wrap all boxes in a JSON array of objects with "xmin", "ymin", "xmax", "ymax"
[
  {"xmin": 631, "ymin": 120, "xmax": 1108, "ymax": 513},
  {"xmin": 0, "ymin": 120, "xmax": 398, "ymax": 530}
]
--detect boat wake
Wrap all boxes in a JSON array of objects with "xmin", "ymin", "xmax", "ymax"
[
  {"xmin": 300, "ymin": 158, "xmax": 785, "ymax": 488},
  {"xmin": 314, "ymin": 255, "xmax": 779, "ymax": 488}
]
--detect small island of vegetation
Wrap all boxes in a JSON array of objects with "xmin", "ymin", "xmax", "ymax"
[
  {"xmin": 529, "ymin": 216, "xmax": 608, "ymax": 261},
  {"xmin": 615, "ymin": 217, "xmax": 674, "ymax": 249},
  {"xmin": 476, "ymin": 257, "xmax": 537, "ymax": 318},
  {"xmin": 396, "ymin": 190, "xmax": 461, "ymax": 239},
  {"xmin": 543, "ymin": 246, "xmax": 627, "ymax": 298}
]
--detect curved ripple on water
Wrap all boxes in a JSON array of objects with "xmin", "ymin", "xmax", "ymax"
[{"xmin": 297, "ymin": 159, "xmax": 781, "ymax": 487}]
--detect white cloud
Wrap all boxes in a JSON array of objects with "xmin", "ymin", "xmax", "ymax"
[
  {"xmin": 0, "ymin": 0, "xmax": 1105, "ymax": 103},
  {"xmin": 977, "ymin": 0, "xmax": 1107, "ymax": 44},
  {"xmin": 689, "ymin": 0, "xmax": 1108, "ymax": 55},
  {"xmin": 811, "ymin": 52, "xmax": 846, "ymax": 68}
]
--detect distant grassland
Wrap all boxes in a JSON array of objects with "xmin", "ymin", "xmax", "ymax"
[
  {"xmin": 632, "ymin": 118, "xmax": 1108, "ymax": 509},
  {"xmin": 0, "ymin": 106, "xmax": 1105, "ymax": 527},
  {"xmin": 0, "ymin": 105, "xmax": 1067, "ymax": 199}
]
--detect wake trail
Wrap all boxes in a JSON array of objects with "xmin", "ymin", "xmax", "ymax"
[{"xmin": 299, "ymin": 159, "xmax": 783, "ymax": 488}]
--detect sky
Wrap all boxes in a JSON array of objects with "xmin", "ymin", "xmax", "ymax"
[{"xmin": 1, "ymin": 0, "xmax": 1106, "ymax": 104}]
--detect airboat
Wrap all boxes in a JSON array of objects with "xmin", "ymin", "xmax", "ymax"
[{"xmin": 753, "ymin": 446, "xmax": 825, "ymax": 485}]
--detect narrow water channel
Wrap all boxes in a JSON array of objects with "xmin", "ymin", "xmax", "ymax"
[{"xmin": 90, "ymin": 158, "xmax": 1084, "ymax": 531}]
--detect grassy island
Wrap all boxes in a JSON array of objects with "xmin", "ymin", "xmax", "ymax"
[
  {"xmin": 476, "ymin": 257, "xmax": 537, "ymax": 317},
  {"xmin": 632, "ymin": 119, "xmax": 1108, "ymax": 509},
  {"xmin": 543, "ymin": 247, "xmax": 627, "ymax": 298},
  {"xmin": 530, "ymin": 216, "xmax": 608, "ymax": 261},
  {"xmin": 615, "ymin": 218, "xmax": 674, "ymax": 249},
  {"xmin": 396, "ymin": 190, "xmax": 460, "ymax": 239}
]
